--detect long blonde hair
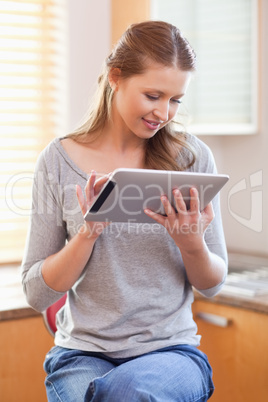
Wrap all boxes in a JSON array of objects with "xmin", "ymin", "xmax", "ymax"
[{"xmin": 68, "ymin": 20, "xmax": 197, "ymax": 171}]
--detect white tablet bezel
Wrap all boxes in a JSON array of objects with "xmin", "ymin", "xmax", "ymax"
[{"xmin": 84, "ymin": 168, "xmax": 229, "ymax": 224}]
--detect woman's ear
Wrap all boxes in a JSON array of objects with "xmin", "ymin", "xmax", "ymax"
[{"xmin": 108, "ymin": 68, "xmax": 121, "ymax": 91}]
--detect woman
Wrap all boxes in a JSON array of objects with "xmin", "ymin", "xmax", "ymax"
[{"xmin": 22, "ymin": 21, "xmax": 227, "ymax": 401}]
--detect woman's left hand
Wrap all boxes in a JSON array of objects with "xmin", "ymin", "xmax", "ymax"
[{"xmin": 144, "ymin": 187, "xmax": 214, "ymax": 252}]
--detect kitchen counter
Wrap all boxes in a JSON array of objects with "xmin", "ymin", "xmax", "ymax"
[
  {"xmin": 195, "ymin": 253, "xmax": 268, "ymax": 315},
  {"xmin": 0, "ymin": 265, "xmax": 40, "ymax": 321},
  {"xmin": 194, "ymin": 290, "xmax": 268, "ymax": 315}
]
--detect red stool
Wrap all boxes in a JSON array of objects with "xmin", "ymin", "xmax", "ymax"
[{"xmin": 43, "ymin": 294, "xmax": 67, "ymax": 336}]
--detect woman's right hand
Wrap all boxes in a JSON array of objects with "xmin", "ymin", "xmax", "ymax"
[{"xmin": 76, "ymin": 170, "xmax": 111, "ymax": 240}]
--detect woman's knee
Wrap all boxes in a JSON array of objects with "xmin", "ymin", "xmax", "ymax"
[
  {"xmin": 88, "ymin": 371, "xmax": 157, "ymax": 402},
  {"xmin": 88, "ymin": 348, "xmax": 214, "ymax": 402}
]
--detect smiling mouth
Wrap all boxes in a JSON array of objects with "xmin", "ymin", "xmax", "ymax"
[{"xmin": 142, "ymin": 118, "xmax": 162, "ymax": 130}]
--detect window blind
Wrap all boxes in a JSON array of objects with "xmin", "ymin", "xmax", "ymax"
[
  {"xmin": 151, "ymin": 0, "xmax": 259, "ymax": 135},
  {"xmin": 0, "ymin": 0, "xmax": 68, "ymax": 263}
]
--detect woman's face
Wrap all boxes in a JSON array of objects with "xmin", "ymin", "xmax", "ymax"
[{"xmin": 110, "ymin": 63, "xmax": 192, "ymax": 141}]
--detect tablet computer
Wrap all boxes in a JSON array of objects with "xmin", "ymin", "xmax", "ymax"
[{"xmin": 84, "ymin": 168, "xmax": 229, "ymax": 224}]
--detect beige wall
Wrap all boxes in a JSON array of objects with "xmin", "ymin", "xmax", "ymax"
[
  {"xmin": 67, "ymin": 0, "xmax": 110, "ymax": 131},
  {"xmin": 111, "ymin": 0, "xmax": 151, "ymax": 45}
]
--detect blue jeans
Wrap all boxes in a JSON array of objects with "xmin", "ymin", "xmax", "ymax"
[{"xmin": 44, "ymin": 344, "xmax": 214, "ymax": 401}]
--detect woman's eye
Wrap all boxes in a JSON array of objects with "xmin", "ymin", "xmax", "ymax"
[
  {"xmin": 145, "ymin": 94, "xmax": 182, "ymax": 104},
  {"xmin": 146, "ymin": 94, "xmax": 159, "ymax": 101}
]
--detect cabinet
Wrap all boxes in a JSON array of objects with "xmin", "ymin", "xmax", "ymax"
[
  {"xmin": 193, "ymin": 300, "xmax": 268, "ymax": 402},
  {"xmin": 0, "ymin": 315, "xmax": 54, "ymax": 402}
]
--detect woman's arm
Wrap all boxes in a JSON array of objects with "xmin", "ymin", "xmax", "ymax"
[
  {"xmin": 41, "ymin": 171, "xmax": 110, "ymax": 292},
  {"xmin": 22, "ymin": 165, "xmax": 109, "ymax": 311},
  {"xmin": 41, "ymin": 225, "xmax": 97, "ymax": 292}
]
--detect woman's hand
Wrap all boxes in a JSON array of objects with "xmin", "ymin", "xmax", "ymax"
[
  {"xmin": 144, "ymin": 188, "xmax": 227, "ymax": 290},
  {"xmin": 144, "ymin": 187, "xmax": 214, "ymax": 253},
  {"xmin": 76, "ymin": 170, "xmax": 111, "ymax": 239}
]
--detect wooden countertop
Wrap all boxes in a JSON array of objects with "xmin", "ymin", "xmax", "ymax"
[
  {"xmin": 0, "ymin": 265, "xmax": 40, "ymax": 321},
  {"xmin": 194, "ymin": 290, "xmax": 268, "ymax": 315},
  {"xmin": 204, "ymin": 253, "xmax": 268, "ymax": 315}
]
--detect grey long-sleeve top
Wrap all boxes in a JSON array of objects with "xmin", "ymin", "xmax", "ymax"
[{"xmin": 21, "ymin": 135, "xmax": 227, "ymax": 358}]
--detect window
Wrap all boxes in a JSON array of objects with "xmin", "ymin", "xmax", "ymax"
[
  {"xmin": 0, "ymin": 0, "xmax": 68, "ymax": 263},
  {"xmin": 151, "ymin": 0, "xmax": 259, "ymax": 135}
]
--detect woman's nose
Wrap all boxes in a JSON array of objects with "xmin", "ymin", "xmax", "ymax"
[{"xmin": 153, "ymin": 102, "xmax": 169, "ymax": 122}]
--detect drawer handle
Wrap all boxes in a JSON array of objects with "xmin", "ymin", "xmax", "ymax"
[{"xmin": 196, "ymin": 312, "xmax": 232, "ymax": 328}]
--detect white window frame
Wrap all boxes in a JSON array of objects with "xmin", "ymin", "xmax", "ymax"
[{"xmin": 151, "ymin": 0, "xmax": 260, "ymax": 136}]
